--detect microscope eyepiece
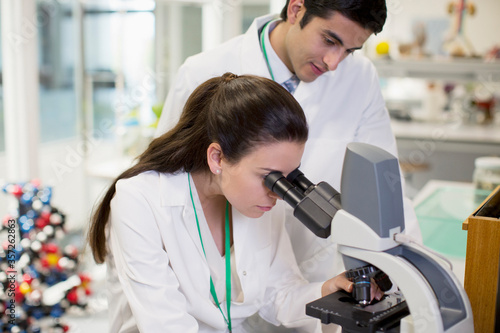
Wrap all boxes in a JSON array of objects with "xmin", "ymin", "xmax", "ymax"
[
  {"xmin": 264, "ymin": 172, "xmax": 304, "ymax": 208},
  {"xmin": 286, "ymin": 168, "xmax": 315, "ymax": 194},
  {"xmin": 264, "ymin": 169, "xmax": 339, "ymax": 238}
]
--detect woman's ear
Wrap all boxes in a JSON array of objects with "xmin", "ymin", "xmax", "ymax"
[{"xmin": 207, "ymin": 143, "xmax": 223, "ymax": 175}]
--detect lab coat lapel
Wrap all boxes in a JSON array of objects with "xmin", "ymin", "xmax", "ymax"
[
  {"xmin": 294, "ymin": 73, "xmax": 332, "ymax": 124},
  {"xmin": 181, "ymin": 174, "xmax": 226, "ymax": 286},
  {"xmin": 240, "ymin": 14, "xmax": 277, "ymax": 78},
  {"xmin": 232, "ymin": 208, "xmax": 274, "ymax": 302},
  {"xmin": 182, "ymin": 199, "xmax": 208, "ymax": 263},
  {"xmin": 232, "ymin": 208, "xmax": 272, "ymax": 268},
  {"xmin": 232, "ymin": 208, "xmax": 250, "ymax": 268},
  {"xmin": 231, "ymin": 208, "xmax": 252, "ymax": 301},
  {"xmin": 159, "ymin": 172, "xmax": 209, "ymax": 262}
]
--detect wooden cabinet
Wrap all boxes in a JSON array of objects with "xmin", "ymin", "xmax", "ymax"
[{"xmin": 462, "ymin": 185, "xmax": 500, "ymax": 333}]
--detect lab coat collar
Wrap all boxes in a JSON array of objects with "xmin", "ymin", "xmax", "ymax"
[
  {"xmin": 241, "ymin": 14, "xmax": 330, "ymax": 100},
  {"xmin": 240, "ymin": 14, "xmax": 278, "ymax": 78},
  {"xmin": 261, "ymin": 19, "xmax": 295, "ymax": 85},
  {"xmin": 159, "ymin": 172, "xmax": 219, "ymax": 271},
  {"xmin": 159, "ymin": 171, "xmax": 189, "ymax": 207}
]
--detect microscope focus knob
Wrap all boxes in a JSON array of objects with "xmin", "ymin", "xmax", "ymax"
[
  {"xmin": 345, "ymin": 265, "xmax": 377, "ymax": 280},
  {"xmin": 345, "ymin": 265, "xmax": 393, "ymax": 305}
]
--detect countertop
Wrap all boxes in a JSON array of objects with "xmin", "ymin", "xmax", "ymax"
[
  {"xmin": 391, "ymin": 119, "xmax": 500, "ymax": 145},
  {"xmin": 412, "ymin": 180, "xmax": 480, "ymax": 285}
]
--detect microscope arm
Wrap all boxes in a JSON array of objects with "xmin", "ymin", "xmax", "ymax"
[{"xmin": 340, "ymin": 245, "xmax": 443, "ymax": 332}]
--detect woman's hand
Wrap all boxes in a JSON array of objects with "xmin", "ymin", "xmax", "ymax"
[{"xmin": 321, "ymin": 272, "xmax": 384, "ymax": 302}]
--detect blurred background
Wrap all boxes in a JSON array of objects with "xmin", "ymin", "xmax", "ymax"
[{"xmin": 0, "ymin": 0, "xmax": 499, "ymax": 331}]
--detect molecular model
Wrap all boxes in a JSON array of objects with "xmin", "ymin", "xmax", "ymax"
[{"xmin": 1, "ymin": 181, "xmax": 91, "ymax": 333}]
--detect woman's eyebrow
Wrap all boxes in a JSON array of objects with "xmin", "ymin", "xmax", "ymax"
[
  {"xmin": 261, "ymin": 168, "xmax": 281, "ymax": 174},
  {"xmin": 260, "ymin": 164, "xmax": 301, "ymax": 175}
]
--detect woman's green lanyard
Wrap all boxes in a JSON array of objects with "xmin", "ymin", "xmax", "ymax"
[
  {"xmin": 260, "ymin": 20, "xmax": 275, "ymax": 81},
  {"xmin": 188, "ymin": 174, "xmax": 232, "ymax": 332}
]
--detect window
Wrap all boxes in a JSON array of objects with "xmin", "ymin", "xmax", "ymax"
[
  {"xmin": 82, "ymin": 3, "xmax": 156, "ymax": 158},
  {"xmin": 37, "ymin": 1, "xmax": 156, "ymax": 148},
  {"xmin": 39, "ymin": 1, "xmax": 77, "ymax": 143},
  {"xmin": 0, "ymin": 1, "xmax": 156, "ymax": 230}
]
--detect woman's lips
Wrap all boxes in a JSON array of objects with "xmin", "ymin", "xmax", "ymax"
[{"xmin": 257, "ymin": 203, "xmax": 275, "ymax": 212}]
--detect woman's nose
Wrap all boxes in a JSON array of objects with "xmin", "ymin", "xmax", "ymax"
[{"xmin": 268, "ymin": 190, "xmax": 281, "ymax": 200}]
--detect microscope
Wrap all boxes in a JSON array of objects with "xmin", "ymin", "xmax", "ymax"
[{"xmin": 265, "ymin": 142, "xmax": 474, "ymax": 333}]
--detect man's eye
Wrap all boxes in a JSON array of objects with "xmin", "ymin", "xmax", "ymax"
[{"xmin": 324, "ymin": 37, "xmax": 336, "ymax": 46}]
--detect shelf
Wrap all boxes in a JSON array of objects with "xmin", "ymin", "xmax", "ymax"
[
  {"xmin": 373, "ymin": 58, "xmax": 500, "ymax": 82},
  {"xmin": 392, "ymin": 120, "xmax": 500, "ymax": 144}
]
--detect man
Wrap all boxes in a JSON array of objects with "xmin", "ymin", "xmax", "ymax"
[{"xmin": 157, "ymin": 0, "xmax": 422, "ymax": 330}]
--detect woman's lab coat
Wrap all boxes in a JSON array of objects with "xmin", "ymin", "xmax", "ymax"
[
  {"xmin": 106, "ymin": 171, "xmax": 323, "ymax": 333},
  {"xmin": 156, "ymin": 14, "xmax": 422, "ymax": 283}
]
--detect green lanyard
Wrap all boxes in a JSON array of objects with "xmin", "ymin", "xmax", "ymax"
[
  {"xmin": 260, "ymin": 20, "xmax": 275, "ymax": 81},
  {"xmin": 188, "ymin": 174, "xmax": 232, "ymax": 332}
]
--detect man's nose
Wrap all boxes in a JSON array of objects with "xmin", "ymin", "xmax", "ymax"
[{"xmin": 324, "ymin": 49, "xmax": 345, "ymax": 71}]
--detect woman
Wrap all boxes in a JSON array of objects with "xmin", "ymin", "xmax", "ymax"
[{"xmin": 88, "ymin": 73, "xmax": 359, "ymax": 333}]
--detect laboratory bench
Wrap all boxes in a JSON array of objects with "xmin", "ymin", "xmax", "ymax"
[
  {"xmin": 412, "ymin": 180, "xmax": 483, "ymax": 285},
  {"xmin": 412, "ymin": 180, "xmax": 500, "ymax": 333}
]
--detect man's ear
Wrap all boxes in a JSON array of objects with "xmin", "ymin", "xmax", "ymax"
[
  {"xmin": 287, "ymin": 0, "xmax": 304, "ymax": 25},
  {"xmin": 207, "ymin": 143, "xmax": 223, "ymax": 174}
]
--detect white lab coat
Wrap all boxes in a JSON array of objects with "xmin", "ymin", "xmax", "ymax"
[
  {"xmin": 156, "ymin": 14, "xmax": 422, "ymax": 283},
  {"xmin": 106, "ymin": 171, "xmax": 323, "ymax": 333}
]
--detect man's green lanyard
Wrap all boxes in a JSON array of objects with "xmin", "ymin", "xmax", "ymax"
[
  {"xmin": 188, "ymin": 174, "xmax": 232, "ymax": 332},
  {"xmin": 260, "ymin": 20, "xmax": 275, "ymax": 81}
]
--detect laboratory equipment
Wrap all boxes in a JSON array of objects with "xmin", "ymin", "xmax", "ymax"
[{"xmin": 265, "ymin": 142, "xmax": 474, "ymax": 333}]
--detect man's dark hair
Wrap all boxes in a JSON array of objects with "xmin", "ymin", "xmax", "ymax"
[{"xmin": 280, "ymin": 0, "xmax": 387, "ymax": 34}]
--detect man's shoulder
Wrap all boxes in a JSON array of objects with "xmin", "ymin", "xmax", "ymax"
[
  {"xmin": 185, "ymin": 35, "xmax": 245, "ymax": 68},
  {"xmin": 179, "ymin": 14, "xmax": 272, "ymax": 76}
]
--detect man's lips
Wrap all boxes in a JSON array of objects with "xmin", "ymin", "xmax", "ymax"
[{"xmin": 311, "ymin": 62, "xmax": 327, "ymax": 76}]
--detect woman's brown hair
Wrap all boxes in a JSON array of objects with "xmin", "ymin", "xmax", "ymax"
[{"xmin": 88, "ymin": 73, "xmax": 308, "ymax": 263}]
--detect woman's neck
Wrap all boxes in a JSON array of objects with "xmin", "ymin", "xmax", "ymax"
[{"xmin": 191, "ymin": 171, "xmax": 229, "ymax": 255}]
